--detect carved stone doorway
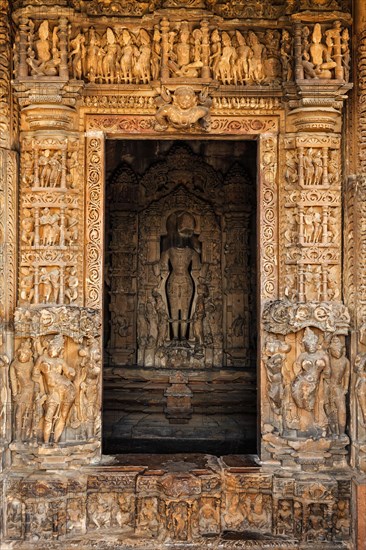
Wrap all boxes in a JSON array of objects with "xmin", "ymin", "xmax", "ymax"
[{"xmin": 103, "ymin": 139, "xmax": 258, "ymax": 454}]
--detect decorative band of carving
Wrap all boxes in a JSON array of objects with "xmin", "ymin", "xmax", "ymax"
[
  {"xmin": 259, "ymin": 134, "xmax": 278, "ymax": 301},
  {"xmin": 263, "ymin": 299, "xmax": 350, "ymax": 335},
  {"xmin": 14, "ymin": 306, "xmax": 101, "ymax": 341},
  {"xmin": 86, "ymin": 135, "xmax": 104, "ymax": 310},
  {"xmin": 86, "ymin": 115, "xmax": 279, "ymax": 135}
]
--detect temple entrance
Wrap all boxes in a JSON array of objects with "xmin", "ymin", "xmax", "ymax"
[{"xmin": 103, "ymin": 140, "xmax": 257, "ymax": 454}]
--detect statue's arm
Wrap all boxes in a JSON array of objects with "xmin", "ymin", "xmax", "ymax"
[{"xmin": 9, "ymin": 363, "xmax": 18, "ymax": 397}]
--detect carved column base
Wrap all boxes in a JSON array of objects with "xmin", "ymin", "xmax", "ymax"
[
  {"xmin": 263, "ymin": 432, "xmax": 349, "ymax": 471},
  {"xmin": 9, "ymin": 440, "xmax": 100, "ymax": 470}
]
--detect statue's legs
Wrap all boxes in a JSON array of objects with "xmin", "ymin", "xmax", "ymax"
[
  {"xmin": 167, "ymin": 276, "xmax": 193, "ymax": 340},
  {"xmin": 54, "ymin": 397, "xmax": 74, "ymax": 443},
  {"xmin": 43, "ymin": 399, "xmax": 59, "ymax": 443}
]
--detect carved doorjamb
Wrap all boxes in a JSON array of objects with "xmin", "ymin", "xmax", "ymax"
[{"xmin": 84, "ymin": 113, "xmax": 280, "ymax": 456}]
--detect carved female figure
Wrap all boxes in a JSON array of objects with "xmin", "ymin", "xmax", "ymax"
[
  {"xmin": 134, "ymin": 29, "xmax": 151, "ymax": 84},
  {"xmin": 33, "ymin": 334, "xmax": 76, "ymax": 443},
  {"xmin": 21, "ymin": 209, "xmax": 35, "ymax": 247},
  {"xmin": 102, "ymin": 28, "xmax": 118, "ymax": 84},
  {"xmin": 217, "ymin": 32, "xmax": 237, "ymax": 85},
  {"xmin": 87, "ymin": 27, "xmax": 100, "ymax": 82},
  {"xmin": 291, "ymin": 328, "xmax": 330, "ymax": 436},
  {"xmin": 49, "ymin": 153, "xmax": 65, "ymax": 188},
  {"xmin": 79, "ymin": 340, "xmax": 101, "ymax": 439},
  {"xmin": 69, "ymin": 32, "xmax": 86, "ymax": 80},
  {"xmin": 247, "ymin": 31, "xmax": 265, "ymax": 84},
  {"xmin": 9, "ymin": 339, "xmax": 35, "ymax": 442},
  {"xmin": 20, "ymin": 267, "xmax": 35, "ymax": 304},
  {"xmin": 210, "ymin": 29, "xmax": 221, "ymax": 80},
  {"xmin": 355, "ymin": 353, "xmax": 366, "ymax": 430},
  {"xmin": 120, "ymin": 30, "xmax": 134, "ymax": 84},
  {"xmin": 151, "ymin": 25, "xmax": 161, "ymax": 80},
  {"xmin": 38, "ymin": 150, "xmax": 52, "ymax": 187},
  {"xmin": 235, "ymin": 31, "xmax": 252, "ymax": 84},
  {"xmin": 327, "ymin": 336, "xmax": 349, "ymax": 436}
]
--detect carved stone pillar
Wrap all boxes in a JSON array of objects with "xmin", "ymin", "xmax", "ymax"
[
  {"xmin": 347, "ymin": 2, "xmax": 366, "ymax": 548},
  {"xmin": 261, "ymin": 17, "xmax": 352, "ymax": 472},
  {"xmin": 10, "ymin": 10, "xmax": 101, "ymax": 468},
  {"xmin": 0, "ymin": 0, "xmax": 18, "ymax": 468}
]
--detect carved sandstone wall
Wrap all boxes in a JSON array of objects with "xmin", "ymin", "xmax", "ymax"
[{"xmin": 0, "ymin": 0, "xmax": 365, "ymax": 548}]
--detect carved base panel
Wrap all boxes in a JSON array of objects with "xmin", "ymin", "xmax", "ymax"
[{"xmin": 2, "ymin": 457, "xmax": 352, "ymax": 548}]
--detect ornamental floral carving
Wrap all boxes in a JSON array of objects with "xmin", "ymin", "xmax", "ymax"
[{"xmin": 263, "ymin": 300, "xmax": 350, "ymax": 335}]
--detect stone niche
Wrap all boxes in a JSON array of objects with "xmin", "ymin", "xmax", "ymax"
[{"xmin": 103, "ymin": 139, "xmax": 258, "ymax": 454}]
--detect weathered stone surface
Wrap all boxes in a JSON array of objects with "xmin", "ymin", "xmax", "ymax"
[{"xmin": 0, "ymin": 0, "xmax": 364, "ymax": 547}]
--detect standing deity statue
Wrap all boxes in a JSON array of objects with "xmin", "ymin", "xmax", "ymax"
[
  {"xmin": 160, "ymin": 211, "xmax": 201, "ymax": 341},
  {"xmin": 291, "ymin": 328, "xmax": 330, "ymax": 436},
  {"xmin": 33, "ymin": 334, "xmax": 76, "ymax": 444},
  {"xmin": 78, "ymin": 339, "xmax": 101, "ymax": 439},
  {"xmin": 355, "ymin": 353, "xmax": 366, "ymax": 431},
  {"xmin": 327, "ymin": 336, "xmax": 349, "ymax": 436},
  {"xmin": 9, "ymin": 339, "xmax": 35, "ymax": 442}
]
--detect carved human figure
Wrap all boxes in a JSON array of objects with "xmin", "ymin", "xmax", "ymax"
[
  {"xmin": 263, "ymin": 336, "xmax": 291, "ymax": 416},
  {"xmin": 247, "ymin": 31, "xmax": 265, "ymax": 84},
  {"xmin": 210, "ymin": 29, "xmax": 221, "ymax": 80},
  {"xmin": 33, "ymin": 334, "xmax": 76, "ymax": 443},
  {"xmin": 281, "ymin": 30, "xmax": 293, "ymax": 81},
  {"xmin": 29, "ymin": 20, "xmax": 60, "ymax": 76},
  {"xmin": 303, "ymin": 148, "xmax": 315, "ymax": 186},
  {"xmin": 152, "ymin": 290, "xmax": 169, "ymax": 347},
  {"xmin": 86, "ymin": 27, "xmax": 100, "ymax": 82},
  {"xmin": 21, "ymin": 208, "xmax": 35, "ymax": 247},
  {"xmin": 217, "ymin": 32, "xmax": 237, "ymax": 84},
  {"xmin": 9, "ymin": 339, "xmax": 35, "ymax": 441},
  {"xmin": 313, "ymin": 149, "xmax": 323, "ymax": 186},
  {"xmin": 192, "ymin": 282, "xmax": 208, "ymax": 348},
  {"xmin": 291, "ymin": 328, "xmax": 330, "ymax": 436},
  {"xmin": 65, "ymin": 212, "xmax": 79, "ymax": 245},
  {"xmin": 277, "ymin": 500, "xmax": 293, "ymax": 535},
  {"xmin": 78, "ymin": 339, "xmax": 101, "ymax": 439},
  {"xmin": 69, "ymin": 32, "xmax": 86, "ymax": 80},
  {"xmin": 303, "ymin": 207, "xmax": 315, "ymax": 242},
  {"xmin": 341, "ymin": 28, "xmax": 350, "ymax": 83},
  {"xmin": 151, "ymin": 25, "xmax": 161, "ymax": 80},
  {"xmin": 235, "ymin": 31, "xmax": 251, "ymax": 84},
  {"xmin": 134, "ymin": 29, "xmax": 151, "ymax": 83},
  {"xmin": 309, "ymin": 23, "xmax": 337, "ymax": 79},
  {"xmin": 39, "ymin": 268, "xmax": 52, "ymax": 303},
  {"xmin": 19, "ymin": 267, "xmax": 35, "ymax": 304},
  {"xmin": 120, "ymin": 29, "xmax": 134, "ymax": 84},
  {"xmin": 137, "ymin": 303, "xmax": 149, "ymax": 349},
  {"xmin": 354, "ymin": 353, "xmax": 366, "ymax": 430},
  {"xmin": 65, "ymin": 267, "xmax": 79, "ymax": 304},
  {"xmin": 326, "ymin": 336, "xmax": 349, "ymax": 436},
  {"xmin": 0, "ymin": 355, "xmax": 9, "ymax": 439},
  {"xmin": 39, "ymin": 207, "xmax": 60, "ymax": 246},
  {"xmin": 38, "ymin": 150, "xmax": 52, "ymax": 187},
  {"xmin": 155, "ymin": 86, "xmax": 211, "ymax": 131},
  {"xmin": 161, "ymin": 211, "xmax": 201, "ymax": 340}
]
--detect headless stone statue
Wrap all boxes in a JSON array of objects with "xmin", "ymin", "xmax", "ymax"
[{"xmin": 161, "ymin": 211, "xmax": 201, "ymax": 341}]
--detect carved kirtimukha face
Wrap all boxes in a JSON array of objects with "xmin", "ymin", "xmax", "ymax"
[{"xmin": 173, "ymin": 87, "xmax": 197, "ymax": 110}]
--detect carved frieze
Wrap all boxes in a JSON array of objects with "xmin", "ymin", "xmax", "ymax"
[
  {"xmin": 10, "ymin": 306, "xmax": 101, "ymax": 448},
  {"xmin": 263, "ymin": 300, "xmax": 350, "ymax": 335}
]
